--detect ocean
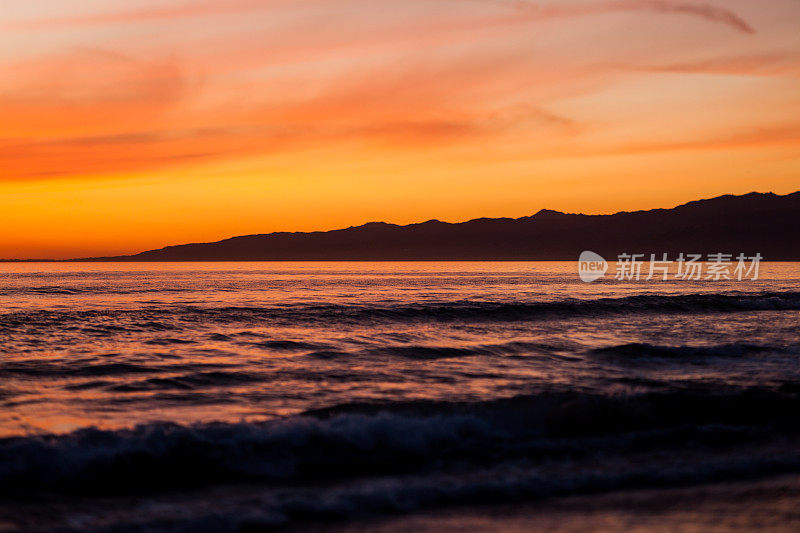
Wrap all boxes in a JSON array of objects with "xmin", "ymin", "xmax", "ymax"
[{"xmin": 1, "ymin": 261, "xmax": 799, "ymax": 532}]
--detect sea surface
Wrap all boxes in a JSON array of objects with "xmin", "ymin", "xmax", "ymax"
[{"xmin": 1, "ymin": 261, "xmax": 799, "ymax": 532}]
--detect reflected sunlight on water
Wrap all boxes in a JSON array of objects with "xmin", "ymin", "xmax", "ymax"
[{"xmin": 1, "ymin": 262, "xmax": 799, "ymax": 531}]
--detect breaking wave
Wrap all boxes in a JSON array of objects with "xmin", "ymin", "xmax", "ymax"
[{"xmin": 3, "ymin": 387, "xmax": 800, "ymax": 496}]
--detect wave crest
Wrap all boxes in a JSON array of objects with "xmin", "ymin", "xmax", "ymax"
[{"xmin": 3, "ymin": 387, "xmax": 800, "ymax": 495}]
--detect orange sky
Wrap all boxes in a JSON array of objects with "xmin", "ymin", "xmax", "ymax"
[{"xmin": 1, "ymin": 0, "xmax": 799, "ymax": 258}]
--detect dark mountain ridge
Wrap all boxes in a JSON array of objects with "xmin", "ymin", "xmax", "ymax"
[{"xmin": 85, "ymin": 191, "xmax": 800, "ymax": 261}]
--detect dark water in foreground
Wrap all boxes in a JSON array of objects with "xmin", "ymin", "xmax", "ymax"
[{"xmin": 1, "ymin": 262, "xmax": 799, "ymax": 532}]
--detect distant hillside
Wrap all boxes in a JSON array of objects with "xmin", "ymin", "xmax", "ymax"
[{"xmin": 86, "ymin": 191, "xmax": 800, "ymax": 261}]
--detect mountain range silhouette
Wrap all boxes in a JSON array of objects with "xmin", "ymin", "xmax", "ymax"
[{"xmin": 84, "ymin": 191, "xmax": 800, "ymax": 261}]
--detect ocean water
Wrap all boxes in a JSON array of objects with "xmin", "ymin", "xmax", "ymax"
[{"xmin": 1, "ymin": 261, "xmax": 799, "ymax": 532}]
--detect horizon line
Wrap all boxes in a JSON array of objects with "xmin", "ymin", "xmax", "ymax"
[{"xmin": 3, "ymin": 189, "xmax": 796, "ymax": 262}]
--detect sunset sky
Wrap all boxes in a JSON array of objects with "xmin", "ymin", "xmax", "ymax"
[{"xmin": 1, "ymin": 0, "xmax": 799, "ymax": 258}]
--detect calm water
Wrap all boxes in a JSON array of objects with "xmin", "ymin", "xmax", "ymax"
[{"xmin": 1, "ymin": 262, "xmax": 800, "ymax": 531}]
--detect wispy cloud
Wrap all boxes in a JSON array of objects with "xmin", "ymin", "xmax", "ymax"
[
  {"xmin": 6, "ymin": 0, "xmax": 755, "ymax": 34},
  {"xmin": 644, "ymin": 52, "xmax": 800, "ymax": 77},
  {"xmin": 595, "ymin": 122, "xmax": 800, "ymax": 155},
  {"xmin": 638, "ymin": 1, "xmax": 755, "ymax": 33},
  {"xmin": 2, "ymin": 0, "xmax": 299, "ymax": 30},
  {"xmin": 510, "ymin": 0, "xmax": 755, "ymax": 34}
]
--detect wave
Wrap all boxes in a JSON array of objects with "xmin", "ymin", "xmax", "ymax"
[
  {"xmin": 0, "ymin": 361, "xmax": 236, "ymax": 379},
  {"xmin": 3, "ymin": 387, "xmax": 799, "ymax": 496},
  {"xmin": 2, "ymin": 291, "xmax": 799, "ymax": 330},
  {"xmin": 0, "ymin": 285, "xmax": 193, "ymax": 296},
  {"xmin": 589, "ymin": 342, "xmax": 789, "ymax": 360},
  {"xmin": 366, "ymin": 341, "xmax": 562, "ymax": 360},
  {"xmin": 248, "ymin": 339, "xmax": 331, "ymax": 352},
  {"xmin": 80, "ymin": 456, "xmax": 800, "ymax": 532},
  {"xmin": 269, "ymin": 291, "xmax": 800, "ymax": 322},
  {"xmin": 106, "ymin": 371, "xmax": 267, "ymax": 392},
  {"xmin": 18, "ymin": 451, "xmax": 800, "ymax": 533}
]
